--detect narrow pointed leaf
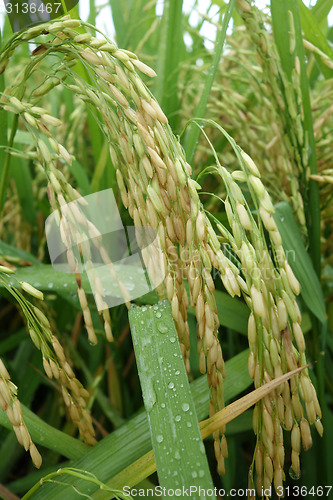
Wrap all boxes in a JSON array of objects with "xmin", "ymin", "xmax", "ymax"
[
  {"xmin": 273, "ymin": 202, "xmax": 325, "ymax": 323},
  {"xmin": 129, "ymin": 301, "xmax": 215, "ymax": 499}
]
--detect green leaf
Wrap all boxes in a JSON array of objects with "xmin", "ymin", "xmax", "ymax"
[
  {"xmin": 129, "ymin": 301, "xmax": 215, "ymax": 498},
  {"xmin": 11, "ymin": 157, "xmax": 37, "ymax": 226},
  {"xmin": 0, "ymin": 263, "xmax": 158, "ymax": 309},
  {"xmin": 0, "ymin": 240, "xmax": 40, "ymax": 264},
  {"xmin": 12, "ymin": 130, "xmax": 32, "ymax": 145},
  {"xmin": 214, "ymin": 290, "xmax": 249, "ymax": 335},
  {"xmin": 298, "ymin": 0, "xmax": 333, "ymax": 79},
  {"xmin": 141, "ymin": 287, "xmax": 249, "ymax": 335},
  {"xmin": 273, "ymin": 202, "xmax": 326, "ymax": 323},
  {"xmin": 108, "ymin": 0, "xmax": 127, "ymax": 48},
  {"xmin": 271, "ymin": 0, "xmax": 321, "ymax": 277},
  {"xmin": 69, "ymin": 159, "xmax": 92, "ymax": 195},
  {"xmin": 183, "ymin": 0, "xmax": 236, "ymax": 162},
  {"xmin": 91, "ymin": 139, "xmax": 110, "ymax": 192},
  {"xmin": 312, "ymin": 0, "xmax": 333, "ymax": 24},
  {"xmin": 0, "ymin": 405, "xmax": 88, "ymax": 460},
  {"xmin": 271, "ymin": 0, "xmax": 295, "ymax": 81},
  {"xmin": 155, "ymin": 0, "xmax": 184, "ymax": 130}
]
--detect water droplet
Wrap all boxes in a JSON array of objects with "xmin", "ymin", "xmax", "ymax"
[
  {"xmin": 192, "ymin": 471, "xmax": 198, "ymax": 479},
  {"xmin": 143, "ymin": 379, "xmax": 156, "ymax": 411},
  {"xmin": 48, "ymin": 283, "xmax": 53, "ymax": 289},
  {"xmin": 199, "ymin": 442, "xmax": 205, "ymax": 455},
  {"xmin": 140, "ymin": 320, "xmax": 144, "ymax": 325},
  {"xmin": 168, "ymin": 382, "xmax": 174, "ymax": 389},
  {"xmin": 170, "ymin": 337, "xmax": 176, "ymax": 343},
  {"xmin": 175, "ymin": 370, "xmax": 180, "ymax": 375},
  {"xmin": 155, "ymin": 311, "xmax": 162, "ymax": 318},
  {"xmin": 289, "ymin": 466, "xmax": 301, "ymax": 480},
  {"xmin": 187, "ymin": 422, "xmax": 192, "ymax": 428},
  {"xmin": 158, "ymin": 324, "xmax": 168, "ymax": 334},
  {"xmin": 175, "ymin": 415, "xmax": 181, "ymax": 422},
  {"xmin": 63, "ymin": 283, "xmax": 68, "ymax": 288},
  {"xmin": 153, "ymin": 305, "xmax": 158, "ymax": 310},
  {"xmin": 198, "ymin": 470, "xmax": 204, "ymax": 478},
  {"xmin": 175, "ymin": 451, "xmax": 181, "ymax": 460},
  {"xmin": 156, "ymin": 434, "xmax": 164, "ymax": 443},
  {"xmin": 142, "ymin": 307, "xmax": 147, "ymax": 312},
  {"xmin": 182, "ymin": 403, "xmax": 190, "ymax": 412},
  {"xmin": 160, "ymin": 403, "xmax": 166, "ymax": 408}
]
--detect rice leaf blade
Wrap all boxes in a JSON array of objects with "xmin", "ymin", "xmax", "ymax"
[
  {"xmin": 273, "ymin": 202, "xmax": 325, "ymax": 323},
  {"xmin": 155, "ymin": 0, "xmax": 184, "ymax": 130},
  {"xmin": 108, "ymin": 0, "xmax": 127, "ymax": 47},
  {"xmin": 129, "ymin": 301, "xmax": 215, "ymax": 498},
  {"xmin": 0, "ymin": 406, "xmax": 89, "ymax": 460},
  {"xmin": 184, "ymin": 0, "xmax": 236, "ymax": 162},
  {"xmin": 271, "ymin": 0, "xmax": 321, "ymax": 277},
  {"xmin": 312, "ymin": 0, "xmax": 333, "ymax": 23},
  {"xmin": 11, "ymin": 157, "xmax": 37, "ymax": 226},
  {"xmin": 298, "ymin": 0, "xmax": 333, "ymax": 79},
  {"xmin": 270, "ymin": 0, "xmax": 295, "ymax": 81}
]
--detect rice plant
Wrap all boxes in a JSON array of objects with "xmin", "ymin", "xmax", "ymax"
[{"xmin": 0, "ymin": 1, "xmax": 332, "ymax": 499}]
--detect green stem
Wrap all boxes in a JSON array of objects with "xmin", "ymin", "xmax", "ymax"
[
  {"xmin": 310, "ymin": 313, "xmax": 328, "ymax": 484},
  {"xmin": 291, "ymin": 1, "xmax": 321, "ymax": 276},
  {"xmin": 155, "ymin": 0, "xmax": 184, "ymax": 131},
  {"xmin": 183, "ymin": 0, "xmax": 236, "ymax": 163},
  {"xmin": 66, "ymin": 339, "xmax": 124, "ymax": 428},
  {"xmin": 0, "ymin": 114, "xmax": 18, "ymax": 213},
  {"xmin": 21, "ymin": 468, "xmax": 132, "ymax": 500},
  {"xmin": 291, "ymin": 2, "xmax": 326, "ymax": 484},
  {"xmin": 0, "ymin": 27, "xmax": 8, "ymax": 211}
]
